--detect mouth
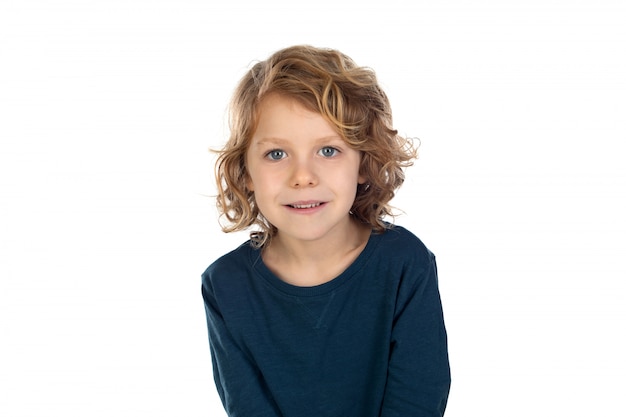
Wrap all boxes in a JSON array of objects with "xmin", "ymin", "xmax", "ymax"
[{"xmin": 286, "ymin": 201, "xmax": 325, "ymax": 209}]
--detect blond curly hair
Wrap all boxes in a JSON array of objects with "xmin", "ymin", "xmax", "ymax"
[{"xmin": 214, "ymin": 45, "xmax": 417, "ymax": 247}]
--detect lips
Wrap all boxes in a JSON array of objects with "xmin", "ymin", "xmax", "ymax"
[
  {"xmin": 285, "ymin": 201, "xmax": 326, "ymax": 210},
  {"xmin": 289, "ymin": 202, "xmax": 323, "ymax": 209}
]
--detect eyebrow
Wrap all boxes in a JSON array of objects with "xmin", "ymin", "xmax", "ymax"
[
  {"xmin": 254, "ymin": 135, "xmax": 344, "ymax": 147},
  {"xmin": 254, "ymin": 137, "xmax": 289, "ymax": 147}
]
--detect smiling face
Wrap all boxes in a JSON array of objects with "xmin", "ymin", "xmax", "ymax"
[{"xmin": 245, "ymin": 94, "xmax": 365, "ymax": 246}]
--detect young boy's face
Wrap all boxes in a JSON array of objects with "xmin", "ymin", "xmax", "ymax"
[{"xmin": 246, "ymin": 94, "xmax": 365, "ymax": 245}]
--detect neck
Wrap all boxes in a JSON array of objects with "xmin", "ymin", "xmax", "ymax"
[{"xmin": 262, "ymin": 219, "xmax": 371, "ymax": 287}]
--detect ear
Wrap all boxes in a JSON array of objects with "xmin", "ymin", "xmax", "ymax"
[
  {"xmin": 245, "ymin": 173, "xmax": 254, "ymax": 192},
  {"xmin": 357, "ymin": 152, "xmax": 367, "ymax": 185}
]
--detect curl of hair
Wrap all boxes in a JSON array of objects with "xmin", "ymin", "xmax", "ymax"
[{"xmin": 214, "ymin": 45, "xmax": 417, "ymax": 247}]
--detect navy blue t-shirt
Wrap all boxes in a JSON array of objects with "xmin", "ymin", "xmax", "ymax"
[{"xmin": 202, "ymin": 225, "xmax": 450, "ymax": 416}]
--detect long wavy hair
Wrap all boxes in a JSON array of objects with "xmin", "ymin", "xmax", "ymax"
[{"xmin": 214, "ymin": 45, "xmax": 417, "ymax": 247}]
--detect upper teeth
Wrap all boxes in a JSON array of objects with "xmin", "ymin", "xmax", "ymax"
[{"xmin": 292, "ymin": 203, "xmax": 321, "ymax": 209}]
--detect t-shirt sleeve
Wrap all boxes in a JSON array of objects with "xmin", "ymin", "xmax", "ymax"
[
  {"xmin": 202, "ymin": 274, "xmax": 282, "ymax": 417},
  {"xmin": 380, "ymin": 251, "xmax": 451, "ymax": 417}
]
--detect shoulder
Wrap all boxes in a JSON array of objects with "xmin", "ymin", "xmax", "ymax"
[
  {"xmin": 375, "ymin": 225, "xmax": 441, "ymax": 316},
  {"xmin": 201, "ymin": 241, "xmax": 257, "ymax": 291},
  {"xmin": 367, "ymin": 224, "xmax": 438, "ymax": 295},
  {"xmin": 375, "ymin": 224, "xmax": 434, "ymax": 265}
]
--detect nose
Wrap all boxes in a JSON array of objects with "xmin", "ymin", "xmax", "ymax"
[{"xmin": 290, "ymin": 158, "xmax": 318, "ymax": 188}]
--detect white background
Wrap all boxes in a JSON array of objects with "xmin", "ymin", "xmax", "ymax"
[{"xmin": 1, "ymin": 0, "xmax": 625, "ymax": 416}]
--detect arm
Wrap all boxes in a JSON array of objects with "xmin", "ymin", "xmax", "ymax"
[
  {"xmin": 202, "ymin": 281, "xmax": 282, "ymax": 417},
  {"xmin": 380, "ymin": 253, "xmax": 451, "ymax": 417}
]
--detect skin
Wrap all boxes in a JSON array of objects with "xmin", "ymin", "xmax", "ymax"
[{"xmin": 246, "ymin": 94, "xmax": 371, "ymax": 287}]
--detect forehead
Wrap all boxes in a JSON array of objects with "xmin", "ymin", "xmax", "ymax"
[
  {"xmin": 255, "ymin": 94, "xmax": 319, "ymax": 124},
  {"xmin": 251, "ymin": 94, "xmax": 341, "ymax": 144}
]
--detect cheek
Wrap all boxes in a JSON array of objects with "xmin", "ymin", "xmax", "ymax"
[
  {"xmin": 246, "ymin": 168, "xmax": 279, "ymax": 198},
  {"xmin": 339, "ymin": 170, "xmax": 364, "ymax": 194}
]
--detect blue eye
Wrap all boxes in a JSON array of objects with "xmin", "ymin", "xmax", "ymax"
[
  {"xmin": 266, "ymin": 149, "xmax": 286, "ymax": 160},
  {"xmin": 319, "ymin": 147, "xmax": 339, "ymax": 158}
]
